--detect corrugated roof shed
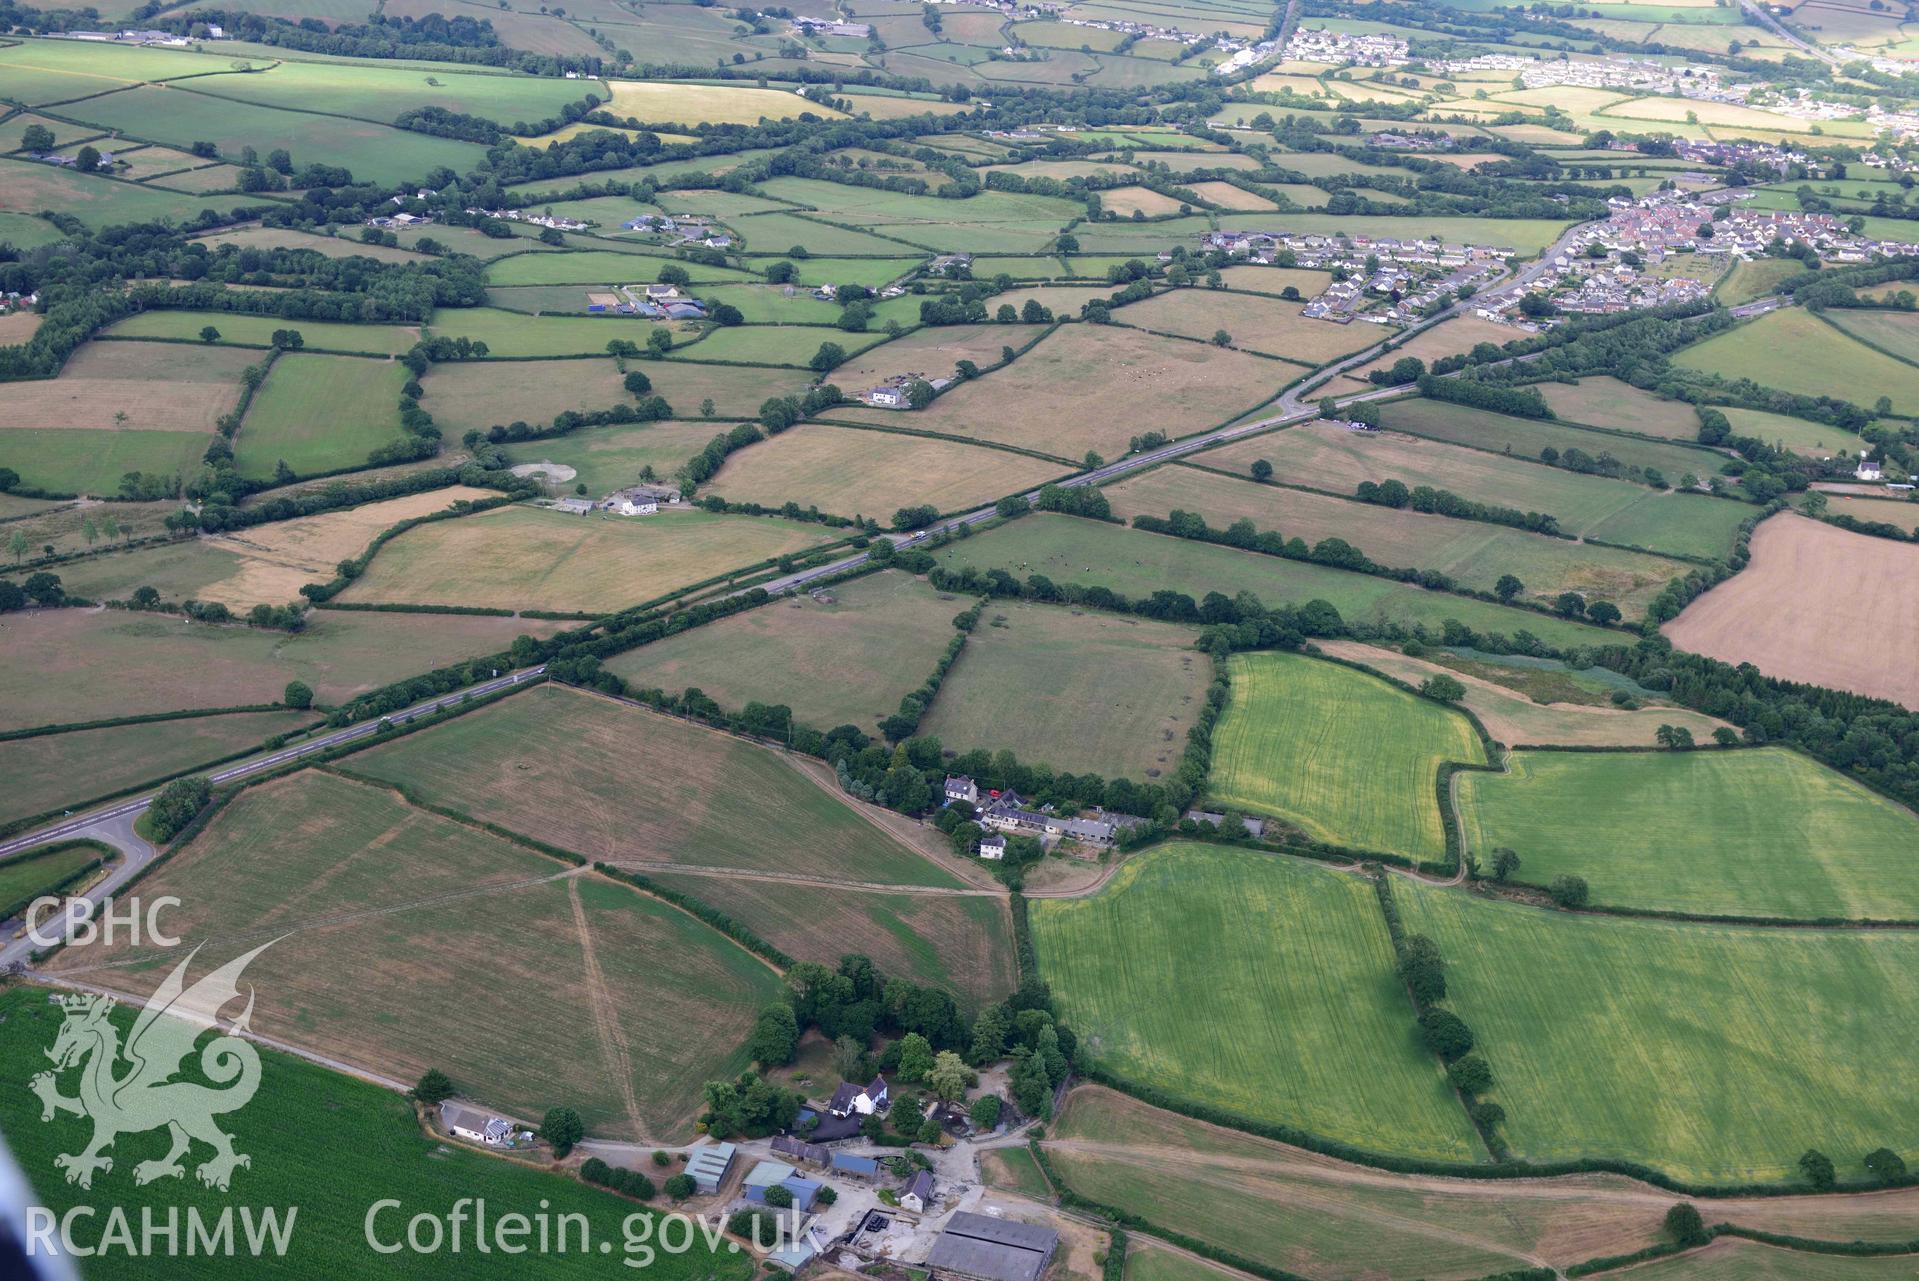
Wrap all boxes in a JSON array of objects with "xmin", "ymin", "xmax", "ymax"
[
  {"xmin": 926, "ymin": 1212, "xmax": 1059, "ymax": 1281},
  {"xmin": 684, "ymin": 1141, "xmax": 738, "ymax": 1193}
]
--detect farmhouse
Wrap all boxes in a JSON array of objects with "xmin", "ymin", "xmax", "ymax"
[
  {"xmin": 1857, "ymin": 455, "xmax": 1884, "ymax": 481},
  {"xmin": 685, "ymin": 1141, "xmax": 739, "ymax": 1195},
  {"xmin": 439, "ymin": 1102, "xmax": 513, "ymax": 1146},
  {"xmin": 827, "ymin": 1076, "xmax": 890, "ymax": 1118},
  {"xmin": 603, "ymin": 484, "xmax": 680, "ymax": 515},
  {"xmin": 979, "ymin": 833, "xmax": 1007, "ymax": 860},
  {"xmin": 926, "ymin": 1212, "xmax": 1059, "ymax": 1281},
  {"xmin": 866, "ymin": 384, "xmax": 909, "ymax": 409},
  {"xmin": 978, "ymin": 790, "xmax": 1138, "ymax": 846},
  {"xmin": 900, "ymin": 1170, "xmax": 935, "ymax": 1214},
  {"xmin": 945, "ymin": 775, "xmax": 979, "ymax": 805}
]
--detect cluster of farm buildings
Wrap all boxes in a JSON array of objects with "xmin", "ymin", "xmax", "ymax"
[
  {"xmin": 943, "ymin": 776, "xmax": 1142, "ymax": 853},
  {"xmin": 438, "ymin": 1078, "xmax": 1062, "ymax": 1280}
]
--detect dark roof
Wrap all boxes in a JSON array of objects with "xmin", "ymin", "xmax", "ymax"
[
  {"xmin": 771, "ymin": 1136, "xmax": 830, "ymax": 1165},
  {"xmin": 926, "ymin": 1212, "xmax": 1058, "ymax": 1281},
  {"xmin": 826, "ymin": 1082, "xmax": 862, "ymax": 1113},
  {"xmin": 905, "ymin": 1170, "xmax": 935, "ymax": 1202}
]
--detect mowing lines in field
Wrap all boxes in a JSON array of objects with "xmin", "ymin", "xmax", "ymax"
[
  {"xmin": 1031, "ymin": 843, "xmax": 1482, "ymax": 1160},
  {"xmin": 1397, "ymin": 880, "xmax": 1919, "ymax": 1183},
  {"xmin": 1209, "ymin": 651, "xmax": 1485, "ymax": 860}
]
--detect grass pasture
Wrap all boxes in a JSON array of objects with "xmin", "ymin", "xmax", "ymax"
[
  {"xmin": 1822, "ymin": 306, "xmax": 1919, "ymax": 367},
  {"xmin": 421, "ymin": 357, "xmax": 809, "ymax": 428},
  {"xmin": 0, "ymin": 608, "xmax": 569, "ymax": 731},
  {"xmin": 648, "ymin": 872, "xmax": 1017, "ymax": 1006},
  {"xmin": 1397, "ymin": 879, "xmax": 1919, "ymax": 1183},
  {"xmin": 602, "ymin": 79, "xmax": 845, "ymax": 126},
  {"xmin": 8, "ymin": 340, "xmax": 250, "ymax": 433},
  {"xmin": 342, "ymin": 504, "xmax": 834, "ymax": 613},
  {"xmin": 425, "ymin": 308, "xmax": 682, "ymax": 357},
  {"xmin": 0, "ymin": 843, "xmax": 106, "ymax": 914},
  {"xmin": 498, "ymin": 421, "xmax": 733, "ymax": 495},
  {"xmin": 606, "ymin": 569, "xmax": 964, "ymax": 733},
  {"xmin": 933, "ymin": 514, "xmax": 1615, "ymax": 647},
  {"xmin": 1119, "ymin": 289, "xmax": 1378, "ymax": 366},
  {"xmin": 235, "ymin": 353, "xmax": 408, "ymax": 479},
  {"xmin": 920, "ymin": 600, "xmax": 1210, "ymax": 780},
  {"xmin": 838, "ymin": 324, "xmax": 1286, "ymax": 460},
  {"xmin": 1202, "ymin": 423, "xmax": 1752, "ymax": 561},
  {"xmin": 0, "ymin": 709, "xmax": 317, "ymax": 827},
  {"xmin": 345, "ymin": 683, "xmax": 969, "ymax": 887},
  {"xmin": 1532, "ymin": 377, "xmax": 1702, "ymax": 438},
  {"xmin": 1107, "ymin": 465, "xmax": 1692, "ymax": 617},
  {"xmin": 1031, "ymin": 844, "xmax": 1480, "ymax": 1159},
  {"xmin": 1673, "ymin": 307, "xmax": 1919, "ymax": 413},
  {"xmin": 1459, "ymin": 747, "xmax": 1919, "ymax": 920},
  {"xmin": 708, "ymin": 425, "xmax": 1066, "ymax": 520},
  {"xmin": 48, "ymin": 770, "xmax": 780, "ymax": 1141},
  {"xmin": 0, "ymin": 429, "xmax": 210, "ymax": 498},
  {"xmin": 101, "ymin": 311, "xmax": 424, "ymax": 355},
  {"xmin": 1722, "ymin": 407, "xmax": 1862, "ymax": 459},
  {"xmin": 1210, "ymin": 651, "xmax": 1485, "ymax": 859}
]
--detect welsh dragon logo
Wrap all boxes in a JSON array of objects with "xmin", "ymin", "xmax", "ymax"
[{"xmin": 29, "ymin": 942, "xmax": 275, "ymax": 1191}]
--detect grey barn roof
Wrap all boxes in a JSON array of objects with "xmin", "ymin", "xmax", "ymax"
[{"xmin": 926, "ymin": 1211, "xmax": 1058, "ymax": 1281}]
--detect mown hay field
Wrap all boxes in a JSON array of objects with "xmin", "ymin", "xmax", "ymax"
[
  {"xmin": 1531, "ymin": 377, "xmax": 1702, "ymax": 438},
  {"xmin": 1674, "ymin": 307, "xmax": 1919, "ymax": 413},
  {"xmin": 233, "ymin": 352, "xmax": 408, "ymax": 479},
  {"xmin": 420, "ymin": 356, "xmax": 809, "ymax": 428},
  {"xmin": 1597, "ymin": 1239, "xmax": 1919, "ymax": 1279},
  {"xmin": 1119, "ymin": 289, "xmax": 1379, "ymax": 366},
  {"xmin": 606, "ymin": 569, "xmax": 964, "ymax": 732},
  {"xmin": 1184, "ymin": 180, "xmax": 1279, "ymax": 210},
  {"xmin": 342, "ymin": 503, "xmax": 833, "ymax": 613},
  {"xmin": 50, "ymin": 770, "xmax": 780, "ymax": 1141},
  {"xmin": 1048, "ymin": 1085, "xmax": 1671, "ymax": 1281},
  {"xmin": 1316, "ymin": 311, "xmax": 1516, "ymax": 397},
  {"xmin": 1210, "ymin": 651, "xmax": 1484, "ymax": 859},
  {"xmin": 706, "ymin": 424, "xmax": 1067, "ymax": 517},
  {"xmin": 1031, "ymin": 844, "xmax": 1481, "ymax": 1160},
  {"xmin": 0, "ymin": 608, "xmax": 568, "ymax": 731},
  {"xmin": 101, "ymin": 311, "xmax": 424, "ymax": 354},
  {"xmin": 1314, "ymin": 640, "xmax": 1730, "ymax": 749},
  {"xmin": 1665, "ymin": 513, "xmax": 1919, "ymax": 708},
  {"xmin": 919, "ymin": 600, "xmax": 1210, "ymax": 779},
  {"xmin": 6, "ymin": 340, "xmax": 251, "ymax": 432},
  {"xmin": 648, "ymin": 872, "xmax": 1018, "ymax": 1007},
  {"xmin": 824, "ymin": 322, "xmax": 1025, "ymax": 389},
  {"xmin": 1377, "ymin": 397, "xmax": 1730, "ymax": 493},
  {"xmin": 1105, "ymin": 465, "xmax": 1691, "ymax": 618},
  {"xmin": 1203, "ymin": 423, "xmax": 1752, "ymax": 561},
  {"xmin": 837, "ymin": 324, "xmax": 1285, "ymax": 460},
  {"xmin": 932, "ymin": 514, "xmax": 1615, "ymax": 647},
  {"xmin": 345, "ymin": 684, "xmax": 969, "ymax": 886},
  {"xmin": 0, "ymin": 708, "xmax": 318, "ymax": 826},
  {"xmin": 1458, "ymin": 746, "xmax": 1919, "ymax": 920},
  {"xmin": 602, "ymin": 79, "xmax": 846, "ymax": 126},
  {"xmin": 1824, "ymin": 494, "xmax": 1919, "ymax": 531},
  {"xmin": 1397, "ymin": 879, "xmax": 1919, "ymax": 1184}
]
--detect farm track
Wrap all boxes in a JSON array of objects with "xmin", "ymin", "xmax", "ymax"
[
  {"xmin": 569, "ymin": 875, "xmax": 646, "ymax": 1141},
  {"xmin": 634, "ymin": 861, "xmax": 1004, "ymax": 897}
]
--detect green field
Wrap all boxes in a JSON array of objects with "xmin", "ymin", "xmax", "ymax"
[
  {"xmin": 103, "ymin": 312, "xmax": 424, "ymax": 355},
  {"xmin": 606, "ymin": 569, "xmax": 963, "ymax": 734},
  {"xmin": 0, "ymin": 709, "xmax": 317, "ymax": 826},
  {"xmin": 1378, "ymin": 397, "xmax": 1732, "ymax": 492},
  {"xmin": 1532, "ymin": 377, "xmax": 1704, "ymax": 438},
  {"xmin": 498, "ymin": 421, "xmax": 733, "ymax": 495},
  {"xmin": 485, "ymin": 250, "xmax": 752, "ymax": 288},
  {"xmin": 1715, "ymin": 256, "xmax": 1804, "ymax": 307},
  {"xmin": 1204, "ymin": 423, "xmax": 1753, "ymax": 561},
  {"xmin": 345, "ymin": 683, "xmax": 970, "ymax": 887},
  {"xmin": 918, "ymin": 600, "xmax": 1211, "ymax": 780},
  {"xmin": 0, "ymin": 984, "xmax": 760, "ymax": 1279},
  {"xmin": 933, "ymin": 515, "xmax": 1617, "ymax": 647},
  {"xmin": 0, "ymin": 842, "xmax": 106, "ymax": 914},
  {"xmin": 1823, "ymin": 307, "xmax": 1919, "ymax": 368},
  {"xmin": 1459, "ymin": 747, "xmax": 1919, "ymax": 920},
  {"xmin": 0, "ymin": 427, "xmax": 210, "ymax": 497},
  {"xmin": 1210, "ymin": 651, "xmax": 1485, "ymax": 860},
  {"xmin": 1397, "ymin": 879, "xmax": 1919, "ymax": 1183},
  {"xmin": 236, "ymin": 353, "xmax": 409, "ymax": 478},
  {"xmin": 51, "ymin": 768, "xmax": 781, "ymax": 1140},
  {"xmin": 343, "ymin": 504, "xmax": 835, "ymax": 613},
  {"xmin": 1031, "ymin": 843, "xmax": 1481, "ymax": 1159},
  {"xmin": 1107, "ymin": 466, "xmax": 1693, "ymax": 618},
  {"xmin": 1721, "ymin": 407, "xmax": 1863, "ymax": 458},
  {"xmin": 1674, "ymin": 307, "xmax": 1919, "ymax": 414},
  {"xmin": 422, "ymin": 308, "xmax": 676, "ymax": 357},
  {"xmin": 0, "ymin": 155, "xmax": 244, "ymax": 228}
]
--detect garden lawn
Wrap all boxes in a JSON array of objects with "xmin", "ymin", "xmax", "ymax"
[
  {"xmin": 234, "ymin": 353, "xmax": 409, "ymax": 479},
  {"xmin": 1458, "ymin": 747, "xmax": 1919, "ymax": 920},
  {"xmin": 1031, "ymin": 844, "xmax": 1481, "ymax": 1160},
  {"xmin": 605, "ymin": 569, "xmax": 964, "ymax": 733},
  {"xmin": 341, "ymin": 504, "xmax": 834, "ymax": 613},
  {"xmin": 1397, "ymin": 879, "xmax": 1919, "ymax": 1184},
  {"xmin": 345, "ymin": 683, "xmax": 966, "ymax": 886},
  {"xmin": 1209, "ymin": 651, "xmax": 1484, "ymax": 860}
]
